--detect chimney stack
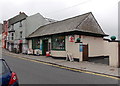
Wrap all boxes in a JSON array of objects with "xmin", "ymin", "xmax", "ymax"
[{"xmin": 19, "ymin": 12, "xmax": 22, "ymax": 15}]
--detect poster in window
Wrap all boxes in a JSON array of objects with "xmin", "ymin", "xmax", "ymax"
[{"xmin": 69, "ymin": 35, "xmax": 75, "ymax": 42}]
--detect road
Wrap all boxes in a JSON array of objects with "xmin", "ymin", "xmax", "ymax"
[{"xmin": 2, "ymin": 54, "xmax": 119, "ymax": 84}]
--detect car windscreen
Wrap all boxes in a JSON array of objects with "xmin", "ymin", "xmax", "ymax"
[{"xmin": 0, "ymin": 60, "xmax": 11, "ymax": 75}]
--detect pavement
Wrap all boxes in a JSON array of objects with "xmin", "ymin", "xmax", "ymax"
[{"xmin": 2, "ymin": 48, "xmax": 120, "ymax": 77}]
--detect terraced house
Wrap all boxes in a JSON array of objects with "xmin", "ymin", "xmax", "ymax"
[{"xmin": 7, "ymin": 12, "xmax": 53, "ymax": 53}]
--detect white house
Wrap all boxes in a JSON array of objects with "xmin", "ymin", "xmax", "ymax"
[
  {"xmin": 27, "ymin": 12, "xmax": 120, "ymax": 67},
  {"xmin": 7, "ymin": 12, "xmax": 54, "ymax": 53}
]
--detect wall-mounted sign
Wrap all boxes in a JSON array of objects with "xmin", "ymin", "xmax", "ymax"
[
  {"xmin": 79, "ymin": 44, "xmax": 83, "ymax": 52},
  {"xmin": 40, "ymin": 44, "xmax": 42, "ymax": 50},
  {"xmin": 69, "ymin": 35, "xmax": 75, "ymax": 42}
]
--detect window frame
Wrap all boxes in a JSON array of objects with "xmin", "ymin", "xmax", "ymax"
[
  {"xmin": 51, "ymin": 35, "xmax": 66, "ymax": 51},
  {"xmin": 11, "ymin": 24, "xmax": 14, "ymax": 30},
  {"xmin": 19, "ymin": 21, "xmax": 22, "ymax": 27},
  {"xmin": 20, "ymin": 31, "xmax": 23, "ymax": 39},
  {"xmin": 11, "ymin": 33, "xmax": 14, "ymax": 40},
  {"xmin": 32, "ymin": 38, "xmax": 40, "ymax": 49},
  {"xmin": 0, "ymin": 60, "xmax": 11, "ymax": 74}
]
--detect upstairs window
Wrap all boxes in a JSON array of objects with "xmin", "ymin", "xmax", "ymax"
[
  {"xmin": 20, "ymin": 31, "xmax": 22, "ymax": 39},
  {"xmin": 11, "ymin": 25, "xmax": 14, "ymax": 30},
  {"xmin": 19, "ymin": 21, "xmax": 22, "ymax": 27},
  {"xmin": 11, "ymin": 33, "xmax": 14, "ymax": 40}
]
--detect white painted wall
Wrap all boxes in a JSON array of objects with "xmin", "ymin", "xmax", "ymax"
[
  {"xmin": 28, "ymin": 34, "xmax": 120, "ymax": 67},
  {"xmin": 104, "ymin": 41, "xmax": 119, "ymax": 67},
  {"xmin": 51, "ymin": 50, "xmax": 67, "ymax": 57},
  {"xmin": 50, "ymin": 35, "xmax": 83, "ymax": 61},
  {"xmin": 109, "ymin": 42, "xmax": 119, "ymax": 67},
  {"xmin": 14, "ymin": 20, "xmax": 26, "ymax": 40},
  {"xmin": 28, "ymin": 40, "xmax": 32, "ymax": 49},
  {"xmin": 25, "ymin": 13, "xmax": 49, "ymax": 37},
  {"xmin": 81, "ymin": 35, "xmax": 104, "ymax": 57}
]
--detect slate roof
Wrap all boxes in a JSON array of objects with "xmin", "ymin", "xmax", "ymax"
[
  {"xmin": 8, "ymin": 12, "xmax": 28, "ymax": 27},
  {"xmin": 45, "ymin": 18, "xmax": 57, "ymax": 23},
  {"xmin": 29, "ymin": 12, "xmax": 107, "ymax": 38}
]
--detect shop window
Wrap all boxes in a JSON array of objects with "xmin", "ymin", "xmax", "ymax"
[
  {"xmin": 32, "ymin": 38, "xmax": 40, "ymax": 49},
  {"xmin": 52, "ymin": 35, "xmax": 65, "ymax": 50}
]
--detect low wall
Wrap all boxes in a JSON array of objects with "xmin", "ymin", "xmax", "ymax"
[
  {"xmin": 104, "ymin": 41, "xmax": 119, "ymax": 67},
  {"xmin": 51, "ymin": 50, "xmax": 66, "ymax": 57}
]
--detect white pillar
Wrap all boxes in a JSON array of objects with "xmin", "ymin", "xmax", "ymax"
[{"xmin": 109, "ymin": 42, "xmax": 119, "ymax": 67}]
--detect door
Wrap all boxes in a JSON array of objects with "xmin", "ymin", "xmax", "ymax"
[
  {"xmin": 5, "ymin": 40, "xmax": 6, "ymax": 48},
  {"xmin": 42, "ymin": 40, "xmax": 48, "ymax": 55},
  {"xmin": 83, "ymin": 44, "xmax": 89, "ymax": 61},
  {"xmin": 19, "ymin": 43, "xmax": 22, "ymax": 53},
  {"xmin": 11, "ymin": 43, "xmax": 14, "ymax": 52}
]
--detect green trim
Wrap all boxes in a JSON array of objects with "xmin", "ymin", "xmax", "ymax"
[
  {"xmin": 42, "ymin": 40, "xmax": 45, "ymax": 55},
  {"xmin": 52, "ymin": 49, "xmax": 66, "ymax": 51},
  {"xmin": 42, "ymin": 39, "xmax": 48, "ymax": 55},
  {"xmin": 32, "ymin": 38, "xmax": 40, "ymax": 49}
]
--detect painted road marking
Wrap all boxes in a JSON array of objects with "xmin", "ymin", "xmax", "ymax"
[{"xmin": 3, "ymin": 52, "xmax": 120, "ymax": 80}]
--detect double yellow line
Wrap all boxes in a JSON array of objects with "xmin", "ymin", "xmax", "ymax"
[{"xmin": 3, "ymin": 52, "xmax": 120, "ymax": 80}]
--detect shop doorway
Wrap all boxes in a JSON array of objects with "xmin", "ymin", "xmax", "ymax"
[
  {"xmin": 42, "ymin": 40, "xmax": 48, "ymax": 55},
  {"xmin": 19, "ymin": 43, "xmax": 22, "ymax": 53}
]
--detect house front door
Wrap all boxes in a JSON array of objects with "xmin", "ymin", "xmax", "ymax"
[{"xmin": 42, "ymin": 40, "xmax": 48, "ymax": 55}]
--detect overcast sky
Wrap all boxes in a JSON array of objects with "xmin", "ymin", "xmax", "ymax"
[{"xmin": 0, "ymin": 0, "xmax": 119, "ymax": 39}]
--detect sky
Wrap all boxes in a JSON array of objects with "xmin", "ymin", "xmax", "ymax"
[{"xmin": 0, "ymin": 0, "xmax": 119, "ymax": 39}]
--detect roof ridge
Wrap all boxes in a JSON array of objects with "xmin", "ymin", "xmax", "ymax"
[
  {"xmin": 8, "ymin": 12, "xmax": 27, "ymax": 21},
  {"xmin": 28, "ymin": 12, "xmax": 108, "ymax": 38},
  {"xmin": 90, "ymin": 13, "xmax": 106, "ymax": 35}
]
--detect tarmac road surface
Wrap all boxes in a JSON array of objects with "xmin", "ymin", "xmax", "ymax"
[{"xmin": 2, "ymin": 54, "xmax": 119, "ymax": 84}]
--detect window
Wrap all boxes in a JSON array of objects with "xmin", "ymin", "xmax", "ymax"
[
  {"xmin": 0, "ymin": 60, "xmax": 10, "ymax": 74},
  {"xmin": 19, "ymin": 21, "xmax": 22, "ymax": 27},
  {"xmin": 52, "ymin": 35, "xmax": 65, "ymax": 50},
  {"xmin": 11, "ymin": 33, "xmax": 14, "ymax": 40},
  {"xmin": 11, "ymin": 25, "xmax": 14, "ymax": 30},
  {"xmin": 20, "ymin": 31, "xmax": 22, "ymax": 39},
  {"xmin": 32, "ymin": 38, "xmax": 40, "ymax": 49}
]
